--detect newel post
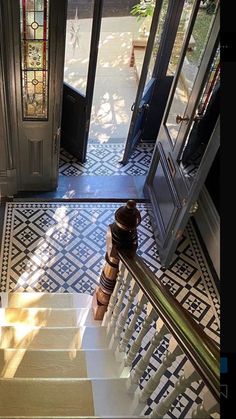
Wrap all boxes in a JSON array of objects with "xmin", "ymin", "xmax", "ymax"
[{"xmin": 93, "ymin": 200, "xmax": 141, "ymax": 320}]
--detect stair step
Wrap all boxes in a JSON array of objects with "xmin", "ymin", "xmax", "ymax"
[
  {"xmin": 1, "ymin": 292, "xmax": 92, "ymax": 309},
  {"xmin": 0, "ymin": 348, "xmax": 125, "ymax": 379},
  {"xmin": 0, "ymin": 326, "xmax": 109, "ymax": 350},
  {"xmin": 0, "ymin": 308, "xmax": 100, "ymax": 327},
  {"xmin": 0, "ymin": 378, "xmax": 95, "ymax": 416},
  {"xmin": 0, "ymin": 378, "xmax": 141, "ymax": 417}
]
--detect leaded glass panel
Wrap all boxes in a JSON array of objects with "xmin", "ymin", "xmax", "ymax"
[{"xmin": 20, "ymin": 0, "xmax": 49, "ymax": 119}]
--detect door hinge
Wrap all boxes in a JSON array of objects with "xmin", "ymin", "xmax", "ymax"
[
  {"xmin": 189, "ymin": 201, "xmax": 199, "ymax": 214},
  {"xmin": 54, "ymin": 127, "xmax": 61, "ymax": 155}
]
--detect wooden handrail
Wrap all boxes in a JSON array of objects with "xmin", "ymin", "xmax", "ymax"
[{"xmin": 118, "ymin": 250, "xmax": 220, "ymax": 402}]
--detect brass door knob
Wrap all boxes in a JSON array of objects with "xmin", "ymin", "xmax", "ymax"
[{"xmin": 176, "ymin": 114, "xmax": 190, "ymax": 124}]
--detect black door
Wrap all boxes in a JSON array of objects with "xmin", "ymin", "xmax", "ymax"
[{"xmin": 61, "ymin": 0, "xmax": 103, "ymax": 163}]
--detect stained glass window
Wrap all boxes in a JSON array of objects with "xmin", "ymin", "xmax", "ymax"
[{"xmin": 20, "ymin": 0, "xmax": 49, "ymax": 119}]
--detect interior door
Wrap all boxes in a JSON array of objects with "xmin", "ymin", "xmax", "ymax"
[
  {"xmin": 121, "ymin": 0, "xmax": 187, "ymax": 164},
  {"xmin": 61, "ymin": 0, "xmax": 103, "ymax": 163},
  {"xmin": 144, "ymin": 2, "xmax": 220, "ymax": 267}
]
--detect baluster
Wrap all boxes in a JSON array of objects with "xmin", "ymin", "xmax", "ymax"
[
  {"xmin": 192, "ymin": 389, "xmax": 220, "ymax": 418},
  {"xmin": 138, "ymin": 336, "xmax": 182, "ymax": 404},
  {"xmin": 126, "ymin": 318, "xmax": 169, "ymax": 393},
  {"xmin": 110, "ymin": 278, "xmax": 140, "ymax": 350},
  {"xmin": 125, "ymin": 302, "xmax": 157, "ymax": 367},
  {"xmin": 106, "ymin": 269, "xmax": 132, "ymax": 338},
  {"xmin": 150, "ymin": 360, "xmax": 200, "ymax": 418},
  {"xmin": 102, "ymin": 263, "xmax": 125, "ymax": 326},
  {"xmin": 118, "ymin": 291, "xmax": 147, "ymax": 353}
]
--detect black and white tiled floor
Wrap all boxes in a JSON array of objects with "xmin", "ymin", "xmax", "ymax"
[
  {"xmin": 59, "ymin": 143, "xmax": 154, "ymax": 176},
  {"xmin": 0, "ymin": 202, "xmax": 220, "ymax": 418}
]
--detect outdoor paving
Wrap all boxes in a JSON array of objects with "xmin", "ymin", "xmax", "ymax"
[{"xmin": 64, "ymin": 16, "xmax": 140, "ymax": 143}]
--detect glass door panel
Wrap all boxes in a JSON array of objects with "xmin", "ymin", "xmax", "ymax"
[
  {"xmin": 63, "ymin": 0, "xmax": 94, "ymax": 95},
  {"xmin": 165, "ymin": 0, "xmax": 219, "ymax": 146}
]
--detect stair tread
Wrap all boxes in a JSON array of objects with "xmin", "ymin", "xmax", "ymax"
[
  {"xmin": 0, "ymin": 378, "xmax": 140, "ymax": 417},
  {"xmin": 0, "ymin": 348, "xmax": 124, "ymax": 379},
  {"xmin": 0, "ymin": 378, "xmax": 95, "ymax": 416},
  {"xmin": 1, "ymin": 292, "xmax": 92, "ymax": 309},
  {"xmin": 0, "ymin": 325, "xmax": 109, "ymax": 349},
  {"xmin": 0, "ymin": 307, "xmax": 101, "ymax": 327}
]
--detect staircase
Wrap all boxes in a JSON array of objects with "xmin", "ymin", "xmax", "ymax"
[
  {"xmin": 0, "ymin": 201, "xmax": 220, "ymax": 418},
  {"xmin": 0, "ymin": 292, "xmax": 144, "ymax": 418}
]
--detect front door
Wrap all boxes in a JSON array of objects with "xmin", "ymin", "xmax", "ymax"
[
  {"xmin": 61, "ymin": 0, "xmax": 103, "ymax": 163},
  {"xmin": 121, "ymin": 0, "xmax": 188, "ymax": 164},
  {"xmin": 144, "ymin": 2, "xmax": 220, "ymax": 267}
]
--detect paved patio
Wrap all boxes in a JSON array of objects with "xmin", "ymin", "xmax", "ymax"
[{"xmin": 64, "ymin": 16, "xmax": 140, "ymax": 143}]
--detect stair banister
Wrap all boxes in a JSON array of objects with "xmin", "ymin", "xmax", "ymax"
[
  {"xmin": 118, "ymin": 250, "xmax": 220, "ymax": 403},
  {"xmin": 93, "ymin": 199, "xmax": 219, "ymax": 414}
]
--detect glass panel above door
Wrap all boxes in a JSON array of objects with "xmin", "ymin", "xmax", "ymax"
[
  {"xmin": 20, "ymin": 0, "xmax": 49, "ymax": 120},
  {"xmin": 165, "ymin": 0, "xmax": 219, "ymax": 146},
  {"xmin": 64, "ymin": 0, "xmax": 94, "ymax": 95}
]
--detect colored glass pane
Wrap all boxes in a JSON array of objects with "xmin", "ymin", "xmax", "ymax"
[
  {"xmin": 35, "ymin": 12, "xmax": 44, "ymax": 25},
  {"xmin": 26, "ymin": 0, "xmax": 35, "ymax": 11},
  {"xmin": 20, "ymin": 0, "xmax": 49, "ymax": 119},
  {"xmin": 35, "ymin": 26, "xmax": 44, "ymax": 39}
]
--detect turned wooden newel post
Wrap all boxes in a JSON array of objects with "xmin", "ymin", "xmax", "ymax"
[{"xmin": 93, "ymin": 200, "xmax": 141, "ymax": 320}]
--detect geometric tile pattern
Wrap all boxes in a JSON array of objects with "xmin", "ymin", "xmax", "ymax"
[
  {"xmin": 0, "ymin": 202, "xmax": 220, "ymax": 343},
  {"xmin": 59, "ymin": 143, "xmax": 154, "ymax": 176},
  {"xmin": 0, "ymin": 202, "xmax": 220, "ymax": 418}
]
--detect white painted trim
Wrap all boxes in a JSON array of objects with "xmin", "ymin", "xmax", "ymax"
[{"xmin": 194, "ymin": 186, "xmax": 220, "ymax": 278}]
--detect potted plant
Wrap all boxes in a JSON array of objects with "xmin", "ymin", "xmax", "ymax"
[{"xmin": 130, "ymin": 0, "xmax": 155, "ymax": 37}]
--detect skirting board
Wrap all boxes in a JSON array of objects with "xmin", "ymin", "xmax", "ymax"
[{"xmin": 194, "ymin": 185, "xmax": 220, "ymax": 278}]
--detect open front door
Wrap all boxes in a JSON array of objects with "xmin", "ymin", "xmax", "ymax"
[
  {"xmin": 121, "ymin": 0, "xmax": 187, "ymax": 164},
  {"xmin": 144, "ymin": 2, "xmax": 220, "ymax": 267},
  {"xmin": 61, "ymin": 0, "xmax": 103, "ymax": 163}
]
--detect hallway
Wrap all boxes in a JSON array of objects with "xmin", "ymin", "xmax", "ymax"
[{"xmin": 0, "ymin": 200, "xmax": 219, "ymax": 417}]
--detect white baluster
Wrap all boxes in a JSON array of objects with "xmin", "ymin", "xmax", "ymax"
[
  {"xmin": 126, "ymin": 318, "xmax": 169, "ymax": 393},
  {"xmin": 192, "ymin": 389, "xmax": 220, "ymax": 418},
  {"xmin": 110, "ymin": 279, "xmax": 140, "ymax": 350},
  {"xmin": 106, "ymin": 268, "xmax": 132, "ymax": 338},
  {"xmin": 150, "ymin": 360, "xmax": 200, "ymax": 418},
  {"xmin": 125, "ymin": 303, "xmax": 157, "ymax": 367},
  {"xmin": 102, "ymin": 264, "xmax": 125, "ymax": 326},
  {"xmin": 138, "ymin": 336, "xmax": 182, "ymax": 404},
  {"xmin": 118, "ymin": 291, "xmax": 147, "ymax": 353}
]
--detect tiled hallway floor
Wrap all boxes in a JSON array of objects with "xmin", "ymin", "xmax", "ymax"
[
  {"xmin": 59, "ymin": 143, "xmax": 154, "ymax": 176},
  {"xmin": 0, "ymin": 202, "xmax": 219, "ymax": 343},
  {"xmin": 0, "ymin": 201, "xmax": 220, "ymax": 418}
]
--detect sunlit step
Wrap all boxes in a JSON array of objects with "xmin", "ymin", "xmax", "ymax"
[
  {"xmin": 0, "ymin": 348, "xmax": 126, "ymax": 379},
  {"xmin": 0, "ymin": 326, "xmax": 109, "ymax": 350},
  {"xmin": 0, "ymin": 378, "xmax": 141, "ymax": 417},
  {"xmin": 0, "ymin": 308, "xmax": 100, "ymax": 327},
  {"xmin": 1, "ymin": 292, "xmax": 93, "ymax": 309}
]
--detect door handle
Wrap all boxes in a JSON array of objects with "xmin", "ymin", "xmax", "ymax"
[
  {"xmin": 131, "ymin": 102, "xmax": 135, "ymax": 111},
  {"xmin": 176, "ymin": 114, "xmax": 203, "ymax": 124},
  {"xmin": 176, "ymin": 114, "xmax": 190, "ymax": 124}
]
